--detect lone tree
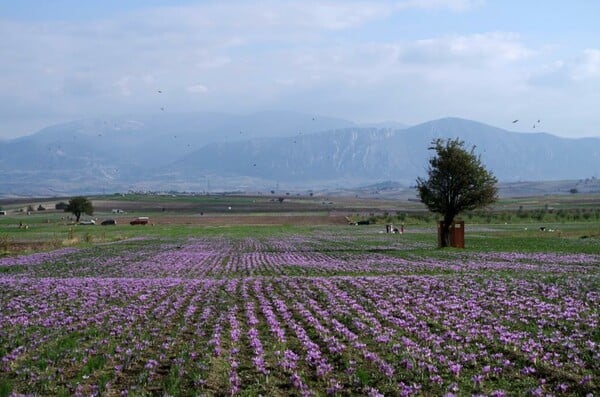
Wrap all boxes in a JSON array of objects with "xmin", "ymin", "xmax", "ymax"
[
  {"xmin": 416, "ymin": 138, "xmax": 497, "ymax": 247},
  {"xmin": 65, "ymin": 196, "xmax": 94, "ymax": 222}
]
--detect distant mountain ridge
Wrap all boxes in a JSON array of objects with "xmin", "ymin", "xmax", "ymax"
[
  {"xmin": 172, "ymin": 117, "xmax": 600, "ymax": 184},
  {"xmin": 1, "ymin": 113, "xmax": 599, "ymax": 196}
]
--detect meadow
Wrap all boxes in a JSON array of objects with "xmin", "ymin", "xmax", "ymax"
[{"xmin": 0, "ymin": 194, "xmax": 599, "ymax": 396}]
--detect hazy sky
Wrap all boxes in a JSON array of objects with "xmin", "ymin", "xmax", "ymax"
[{"xmin": 2, "ymin": 0, "xmax": 600, "ymax": 139}]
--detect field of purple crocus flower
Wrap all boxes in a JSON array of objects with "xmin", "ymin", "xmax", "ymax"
[{"xmin": 1, "ymin": 233, "xmax": 599, "ymax": 396}]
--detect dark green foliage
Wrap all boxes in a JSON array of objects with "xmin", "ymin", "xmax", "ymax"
[
  {"xmin": 55, "ymin": 202, "xmax": 69, "ymax": 210},
  {"xmin": 416, "ymin": 138, "xmax": 497, "ymax": 247},
  {"xmin": 65, "ymin": 197, "xmax": 94, "ymax": 222},
  {"xmin": 0, "ymin": 378, "xmax": 12, "ymax": 397}
]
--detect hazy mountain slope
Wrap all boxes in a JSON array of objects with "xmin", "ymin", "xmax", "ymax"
[
  {"xmin": 174, "ymin": 128, "xmax": 395, "ymax": 183},
  {"xmin": 394, "ymin": 118, "xmax": 600, "ymax": 181},
  {"xmin": 172, "ymin": 117, "xmax": 600, "ymax": 185},
  {"xmin": 1, "ymin": 114, "xmax": 599, "ymax": 196},
  {"xmin": 4, "ymin": 111, "xmax": 355, "ymax": 170}
]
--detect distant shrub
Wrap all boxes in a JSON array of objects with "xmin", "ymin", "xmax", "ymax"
[
  {"xmin": 1, "ymin": 234, "xmax": 10, "ymax": 253},
  {"xmin": 532, "ymin": 210, "xmax": 545, "ymax": 221}
]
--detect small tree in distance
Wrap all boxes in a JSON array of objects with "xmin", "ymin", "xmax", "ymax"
[
  {"xmin": 66, "ymin": 197, "xmax": 94, "ymax": 222},
  {"xmin": 416, "ymin": 138, "xmax": 497, "ymax": 247},
  {"xmin": 55, "ymin": 202, "xmax": 69, "ymax": 210}
]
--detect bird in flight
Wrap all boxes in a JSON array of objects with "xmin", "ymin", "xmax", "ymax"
[
  {"xmin": 158, "ymin": 90, "xmax": 162, "ymax": 93},
  {"xmin": 512, "ymin": 119, "xmax": 519, "ymax": 123}
]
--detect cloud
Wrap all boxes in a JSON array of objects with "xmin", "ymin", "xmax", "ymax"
[
  {"xmin": 397, "ymin": 0, "xmax": 484, "ymax": 12},
  {"xmin": 529, "ymin": 48, "xmax": 600, "ymax": 87},
  {"xmin": 571, "ymin": 49, "xmax": 600, "ymax": 81},
  {"xmin": 186, "ymin": 84, "xmax": 209, "ymax": 94},
  {"xmin": 62, "ymin": 74, "xmax": 101, "ymax": 97},
  {"xmin": 296, "ymin": 2, "xmax": 392, "ymax": 30},
  {"xmin": 136, "ymin": 1, "xmax": 392, "ymax": 33},
  {"xmin": 398, "ymin": 32, "xmax": 531, "ymax": 66},
  {"xmin": 136, "ymin": 0, "xmax": 479, "ymax": 34},
  {"xmin": 195, "ymin": 56, "xmax": 232, "ymax": 69},
  {"xmin": 2, "ymin": 1, "xmax": 600, "ymax": 138},
  {"xmin": 114, "ymin": 76, "xmax": 134, "ymax": 97}
]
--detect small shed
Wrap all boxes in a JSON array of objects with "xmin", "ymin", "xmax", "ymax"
[{"xmin": 437, "ymin": 221, "xmax": 465, "ymax": 248}]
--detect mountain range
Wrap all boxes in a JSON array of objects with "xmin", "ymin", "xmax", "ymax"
[{"xmin": 1, "ymin": 111, "xmax": 599, "ymax": 196}]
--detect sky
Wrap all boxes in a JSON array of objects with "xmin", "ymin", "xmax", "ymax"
[{"xmin": 2, "ymin": 0, "xmax": 600, "ymax": 139}]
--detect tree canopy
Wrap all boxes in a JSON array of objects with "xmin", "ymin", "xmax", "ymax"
[
  {"xmin": 416, "ymin": 138, "xmax": 497, "ymax": 247},
  {"xmin": 65, "ymin": 196, "xmax": 94, "ymax": 222}
]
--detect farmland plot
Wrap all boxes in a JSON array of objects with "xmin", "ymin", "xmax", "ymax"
[{"xmin": 1, "ymin": 233, "xmax": 599, "ymax": 396}]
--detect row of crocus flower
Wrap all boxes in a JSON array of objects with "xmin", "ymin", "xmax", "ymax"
[
  {"xmin": 0, "ymin": 247, "xmax": 79, "ymax": 267},
  {"xmin": 1, "ymin": 276, "xmax": 230, "ymax": 395},
  {"xmin": 2, "ymin": 270, "xmax": 598, "ymax": 396},
  {"xmin": 4, "ymin": 237, "xmax": 599, "ymax": 279}
]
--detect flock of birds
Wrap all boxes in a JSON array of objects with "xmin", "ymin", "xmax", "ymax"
[
  {"xmin": 44, "ymin": 88, "xmax": 546, "ymax": 175},
  {"xmin": 512, "ymin": 118, "xmax": 542, "ymax": 129},
  {"xmin": 155, "ymin": 89, "xmax": 316, "ymax": 170}
]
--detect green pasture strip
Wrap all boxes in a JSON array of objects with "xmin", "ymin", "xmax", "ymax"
[
  {"xmin": 3, "ymin": 219, "xmax": 599, "ymax": 262},
  {"xmin": 463, "ymin": 232, "xmax": 600, "ymax": 254}
]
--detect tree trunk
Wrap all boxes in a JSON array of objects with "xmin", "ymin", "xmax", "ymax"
[
  {"xmin": 440, "ymin": 215, "xmax": 454, "ymax": 248},
  {"xmin": 76, "ymin": 212, "xmax": 81, "ymax": 222},
  {"xmin": 440, "ymin": 222, "xmax": 450, "ymax": 248}
]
